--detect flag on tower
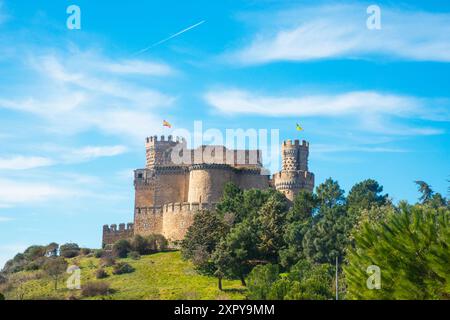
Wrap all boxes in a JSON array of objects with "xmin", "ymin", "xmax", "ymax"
[
  {"xmin": 163, "ymin": 120, "xmax": 172, "ymax": 128},
  {"xmin": 296, "ymin": 123, "xmax": 303, "ymax": 131}
]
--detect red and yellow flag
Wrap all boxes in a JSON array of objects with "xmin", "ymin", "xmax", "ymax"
[{"xmin": 163, "ymin": 120, "xmax": 172, "ymax": 128}]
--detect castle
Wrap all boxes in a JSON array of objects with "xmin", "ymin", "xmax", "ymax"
[{"xmin": 102, "ymin": 135, "xmax": 314, "ymax": 247}]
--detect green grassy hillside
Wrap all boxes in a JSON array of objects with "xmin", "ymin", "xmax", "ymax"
[{"xmin": 2, "ymin": 251, "xmax": 246, "ymax": 300}]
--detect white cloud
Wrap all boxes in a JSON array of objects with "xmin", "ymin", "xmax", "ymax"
[
  {"xmin": 0, "ymin": 216, "xmax": 13, "ymax": 222},
  {"xmin": 312, "ymin": 144, "xmax": 408, "ymax": 154},
  {"xmin": 0, "ymin": 156, "xmax": 55, "ymax": 170},
  {"xmin": 0, "ymin": 178, "xmax": 75, "ymax": 207},
  {"xmin": 205, "ymin": 89, "xmax": 446, "ymax": 118},
  {"xmin": 231, "ymin": 4, "xmax": 450, "ymax": 64},
  {"xmin": 0, "ymin": 49, "xmax": 175, "ymax": 140},
  {"xmin": 204, "ymin": 88, "xmax": 448, "ymax": 136},
  {"xmin": 65, "ymin": 145, "xmax": 128, "ymax": 162},
  {"xmin": 99, "ymin": 59, "xmax": 174, "ymax": 76}
]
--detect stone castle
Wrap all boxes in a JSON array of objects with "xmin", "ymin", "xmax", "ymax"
[{"xmin": 102, "ymin": 135, "xmax": 314, "ymax": 247}]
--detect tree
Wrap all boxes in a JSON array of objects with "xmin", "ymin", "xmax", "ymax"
[
  {"xmin": 23, "ymin": 245, "xmax": 46, "ymax": 261},
  {"xmin": 415, "ymin": 180, "xmax": 434, "ymax": 204},
  {"xmin": 247, "ymin": 261, "xmax": 334, "ymax": 300},
  {"xmin": 247, "ymin": 264, "xmax": 279, "ymax": 299},
  {"xmin": 60, "ymin": 243, "xmax": 80, "ymax": 258},
  {"xmin": 257, "ymin": 193, "xmax": 289, "ymax": 263},
  {"xmin": 131, "ymin": 235, "xmax": 149, "ymax": 255},
  {"xmin": 347, "ymin": 179, "xmax": 388, "ymax": 216},
  {"xmin": 316, "ymin": 178, "xmax": 345, "ymax": 209},
  {"xmin": 345, "ymin": 204, "xmax": 450, "ymax": 299},
  {"xmin": 112, "ymin": 239, "xmax": 131, "ymax": 258},
  {"xmin": 46, "ymin": 243, "xmax": 59, "ymax": 257},
  {"xmin": 280, "ymin": 191, "xmax": 317, "ymax": 268},
  {"xmin": 303, "ymin": 179, "xmax": 350, "ymax": 264},
  {"xmin": 212, "ymin": 220, "xmax": 259, "ymax": 286},
  {"xmin": 43, "ymin": 257, "xmax": 68, "ymax": 291},
  {"xmin": 303, "ymin": 205, "xmax": 350, "ymax": 264}
]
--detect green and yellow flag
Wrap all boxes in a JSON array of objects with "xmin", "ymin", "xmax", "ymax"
[{"xmin": 296, "ymin": 123, "xmax": 303, "ymax": 131}]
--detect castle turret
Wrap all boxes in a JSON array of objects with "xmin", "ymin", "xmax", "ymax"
[
  {"xmin": 273, "ymin": 139, "xmax": 314, "ymax": 201},
  {"xmin": 145, "ymin": 135, "xmax": 186, "ymax": 168}
]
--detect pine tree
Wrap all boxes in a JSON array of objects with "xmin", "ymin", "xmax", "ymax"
[{"xmin": 345, "ymin": 204, "xmax": 450, "ymax": 299}]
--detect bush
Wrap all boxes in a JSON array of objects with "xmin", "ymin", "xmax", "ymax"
[
  {"xmin": 112, "ymin": 240, "xmax": 131, "ymax": 258},
  {"xmin": 94, "ymin": 249, "xmax": 104, "ymax": 258},
  {"xmin": 112, "ymin": 263, "xmax": 135, "ymax": 275},
  {"xmin": 128, "ymin": 251, "xmax": 141, "ymax": 260},
  {"xmin": 24, "ymin": 257, "xmax": 48, "ymax": 271},
  {"xmin": 80, "ymin": 248, "xmax": 91, "ymax": 256},
  {"xmin": 0, "ymin": 273, "xmax": 7, "ymax": 285},
  {"xmin": 0, "ymin": 292, "xmax": 4, "ymax": 300},
  {"xmin": 60, "ymin": 243, "xmax": 80, "ymax": 258},
  {"xmin": 81, "ymin": 281, "xmax": 111, "ymax": 297},
  {"xmin": 147, "ymin": 234, "xmax": 169, "ymax": 252},
  {"xmin": 131, "ymin": 235, "xmax": 148, "ymax": 255},
  {"xmin": 23, "ymin": 245, "xmax": 46, "ymax": 261},
  {"xmin": 95, "ymin": 268, "xmax": 109, "ymax": 279},
  {"xmin": 100, "ymin": 257, "xmax": 116, "ymax": 267}
]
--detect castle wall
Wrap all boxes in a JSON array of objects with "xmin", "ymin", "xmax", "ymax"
[
  {"xmin": 153, "ymin": 169, "xmax": 188, "ymax": 205},
  {"xmin": 102, "ymin": 223, "xmax": 134, "ymax": 248},
  {"xmin": 236, "ymin": 170, "xmax": 270, "ymax": 190},
  {"xmin": 134, "ymin": 206, "xmax": 164, "ymax": 236}
]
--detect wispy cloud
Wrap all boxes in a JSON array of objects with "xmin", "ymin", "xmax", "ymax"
[
  {"xmin": 0, "ymin": 49, "xmax": 175, "ymax": 140},
  {"xmin": 64, "ymin": 145, "xmax": 128, "ymax": 162},
  {"xmin": 0, "ymin": 178, "xmax": 76, "ymax": 207},
  {"xmin": 231, "ymin": 4, "xmax": 450, "ymax": 64},
  {"xmin": 204, "ymin": 88, "xmax": 448, "ymax": 136},
  {"xmin": 0, "ymin": 216, "xmax": 14, "ymax": 222},
  {"xmin": 0, "ymin": 156, "xmax": 55, "ymax": 170},
  {"xmin": 312, "ymin": 144, "xmax": 408, "ymax": 154},
  {"xmin": 205, "ymin": 88, "xmax": 448, "ymax": 119}
]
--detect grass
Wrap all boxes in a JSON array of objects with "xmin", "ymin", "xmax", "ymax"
[{"xmin": 1, "ymin": 251, "xmax": 247, "ymax": 300}]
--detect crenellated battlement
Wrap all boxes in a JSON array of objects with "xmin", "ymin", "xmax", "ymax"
[
  {"xmin": 282, "ymin": 139, "xmax": 309, "ymax": 147},
  {"xmin": 102, "ymin": 223, "xmax": 134, "ymax": 248},
  {"xmin": 135, "ymin": 202, "xmax": 218, "ymax": 216},
  {"xmin": 145, "ymin": 135, "xmax": 186, "ymax": 144}
]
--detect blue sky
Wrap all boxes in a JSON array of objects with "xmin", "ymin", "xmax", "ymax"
[{"xmin": 0, "ymin": 0, "xmax": 449, "ymax": 267}]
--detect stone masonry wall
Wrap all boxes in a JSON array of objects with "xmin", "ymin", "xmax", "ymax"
[{"xmin": 102, "ymin": 223, "xmax": 134, "ymax": 248}]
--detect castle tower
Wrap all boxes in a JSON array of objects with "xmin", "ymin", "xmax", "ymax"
[
  {"xmin": 273, "ymin": 139, "xmax": 314, "ymax": 201},
  {"xmin": 145, "ymin": 135, "xmax": 185, "ymax": 168},
  {"xmin": 134, "ymin": 135, "xmax": 189, "ymax": 209}
]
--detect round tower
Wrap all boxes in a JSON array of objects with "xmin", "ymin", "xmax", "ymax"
[{"xmin": 274, "ymin": 139, "xmax": 314, "ymax": 201}]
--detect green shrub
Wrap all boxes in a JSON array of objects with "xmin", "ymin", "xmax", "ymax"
[
  {"xmin": 100, "ymin": 257, "xmax": 116, "ymax": 267},
  {"xmin": 112, "ymin": 263, "xmax": 135, "ymax": 275},
  {"xmin": 128, "ymin": 251, "xmax": 141, "ymax": 260},
  {"xmin": 0, "ymin": 292, "xmax": 4, "ymax": 300},
  {"xmin": 0, "ymin": 273, "xmax": 7, "ymax": 284},
  {"xmin": 60, "ymin": 243, "xmax": 80, "ymax": 258},
  {"xmin": 80, "ymin": 248, "xmax": 91, "ymax": 256},
  {"xmin": 147, "ymin": 234, "xmax": 169, "ymax": 252},
  {"xmin": 94, "ymin": 250, "xmax": 104, "ymax": 258},
  {"xmin": 81, "ymin": 281, "xmax": 111, "ymax": 297},
  {"xmin": 112, "ymin": 240, "xmax": 131, "ymax": 258},
  {"xmin": 95, "ymin": 268, "xmax": 109, "ymax": 279}
]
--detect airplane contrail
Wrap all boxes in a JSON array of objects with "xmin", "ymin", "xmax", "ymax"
[{"xmin": 134, "ymin": 20, "xmax": 206, "ymax": 56}]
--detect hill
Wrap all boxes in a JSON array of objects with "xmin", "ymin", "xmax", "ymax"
[{"xmin": 1, "ymin": 251, "xmax": 246, "ymax": 300}]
